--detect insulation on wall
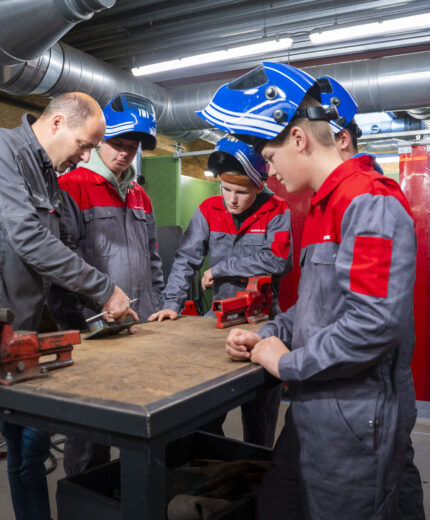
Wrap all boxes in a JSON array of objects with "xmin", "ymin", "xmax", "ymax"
[{"xmin": 399, "ymin": 143, "xmax": 430, "ymax": 402}]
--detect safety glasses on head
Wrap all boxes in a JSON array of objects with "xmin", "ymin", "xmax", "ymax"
[
  {"xmin": 317, "ymin": 76, "xmax": 362, "ymax": 137},
  {"xmin": 196, "ymin": 62, "xmax": 337, "ymax": 150},
  {"xmin": 103, "ymin": 93, "xmax": 157, "ymax": 150},
  {"xmin": 208, "ymin": 135, "xmax": 267, "ymax": 187}
]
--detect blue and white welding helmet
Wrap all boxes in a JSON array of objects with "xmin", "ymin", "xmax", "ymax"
[
  {"xmin": 103, "ymin": 93, "xmax": 157, "ymax": 150},
  {"xmin": 317, "ymin": 76, "xmax": 362, "ymax": 137},
  {"xmin": 208, "ymin": 135, "xmax": 268, "ymax": 186},
  {"xmin": 196, "ymin": 62, "xmax": 335, "ymax": 150}
]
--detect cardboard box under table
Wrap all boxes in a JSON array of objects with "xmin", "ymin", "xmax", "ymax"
[{"xmin": 0, "ymin": 317, "xmax": 277, "ymax": 519}]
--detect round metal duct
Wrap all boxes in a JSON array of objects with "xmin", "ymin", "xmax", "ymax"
[{"xmin": 0, "ymin": 0, "xmax": 116, "ymax": 66}]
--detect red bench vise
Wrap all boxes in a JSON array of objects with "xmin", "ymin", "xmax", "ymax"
[
  {"xmin": 0, "ymin": 308, "xmax": 80, "ymax": 386},
  {"xmin": 212, "ymin": 275, "xmax": 273, "ymax": 329}
]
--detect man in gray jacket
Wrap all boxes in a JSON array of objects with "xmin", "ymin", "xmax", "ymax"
[{"xmin": 0, "ymin": 92, "xmax": 137, "ymax": 520}]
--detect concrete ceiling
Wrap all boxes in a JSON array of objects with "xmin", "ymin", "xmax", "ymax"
[{"xmin": 62, "ymin": 0, "xmax": 430, "ymax": 86}]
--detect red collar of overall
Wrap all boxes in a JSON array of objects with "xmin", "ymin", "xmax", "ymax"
[
  {"xmin": 59, "ymin": 167, "xmax": 151, "ymax": 211},
  {"xmin": 208, "ymin": 192, "xmax": 280, "ymax": 216},
  {"xmin": 200, "ymin": 193, "xmax": 286, "ymax": 235},
  {"xmin": 311, "ymin": 154, "xmax": 376, "ymax": 206},
  {"xmin": 78, "ymin": 168, "xmax": 138, "ymax": 189}
]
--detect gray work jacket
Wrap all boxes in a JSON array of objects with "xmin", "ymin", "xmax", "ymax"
[
  {"xmin": 163, "ymin": 190, "xmax": 292, "ymax": 314},
  {"xmin": 55, "ymin": 166, "xmax": 164, "ymax": 323},
  {"xmin": 259, "ymin": 155, "xmax": 417, "ymax": 519},
  {"xmin": 0, "ymin": 114, "xmax": 114, "ymax": 330}
]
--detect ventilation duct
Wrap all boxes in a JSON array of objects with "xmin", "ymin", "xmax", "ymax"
[
  {"xmin": 3, "ymin": 13, "xmax": 430, "ymax": 139},
  {"xmin": 162, "ymin": 128, "xmax": 225, "ymax": 145},
  {"xmin": 360, "ymin": 140, "xmax": 400, "ymax": 155},
  {"xmin": 162, "ymin": 50, "xmax": 430, "ymax": 134},
  {"xmin": 304, "ymin": 52, "xmax": 430, "ymax": 115},
  {"xmin": 0, "ymin": 42, "xmax": 167, "ymax": 119},
  {"xmin": 406, "ymin": 108, "xmax": 430, "ymax": 129},
  {"xmin": 0, "ymin": 0, "xmax": 115, "ymax": 67},
  {"xmin": 360, "ymin": 116, "xmax": 424, "ymax": 135}
]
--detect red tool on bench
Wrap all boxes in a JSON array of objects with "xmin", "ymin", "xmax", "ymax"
[
  {"xmin": 212, "ymin": 275, "xmax": 273, "ymax": 329},
  {"xmin": 0, "ymin": 308, "xmax": 80, "ymax": 386}
]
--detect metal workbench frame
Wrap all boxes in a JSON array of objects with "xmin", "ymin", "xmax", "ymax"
[{"xmin": 0, "ymin": 362, "xmax": 276, "ymax": 518}]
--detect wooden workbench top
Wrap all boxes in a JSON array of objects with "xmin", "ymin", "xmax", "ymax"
[{"xmin": 13, "ymin": 317, "xmax": 261, "ymax": 408}]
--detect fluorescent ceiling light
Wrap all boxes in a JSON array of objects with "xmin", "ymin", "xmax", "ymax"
[
  {"xmin": 204, "ymin": 170, "xmax": 215, "ymax": 177},
  {"xmin": 310, "ymin": 13, "xmax": 430, "ymax": 44},
  {"xmin": 132, "ymin": 38, "xmax": 293, "ymax": 76},
  {"xmin": 375, "ymin": 156, "xmax": 399, "ymax": 164}
]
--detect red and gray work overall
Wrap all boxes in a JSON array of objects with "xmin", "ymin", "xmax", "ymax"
[
  {"xmin": 257, "ymin": 155, "xmax": 420, "ymax": 520},
  {"xmin": 164, "ymin": 188, "xmax": 293, "ymax": 447}
]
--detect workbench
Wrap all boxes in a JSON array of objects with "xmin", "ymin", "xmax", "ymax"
[{"xmin": 0, "ymin": 317, "xmax": 277, "ymax": 519}]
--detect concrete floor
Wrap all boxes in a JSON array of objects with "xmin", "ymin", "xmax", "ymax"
[{"xmin": 0, "ymin": 402, "xmax": 429, "ymax": 519}]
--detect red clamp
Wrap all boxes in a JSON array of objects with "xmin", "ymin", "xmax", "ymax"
[
  {"xmin": 0, "ymin": 308, "xmax": 80, "ymax": 386},
  {"xmin": 212, "ymin": 275, "xmax": 273, "ymax": 329}
]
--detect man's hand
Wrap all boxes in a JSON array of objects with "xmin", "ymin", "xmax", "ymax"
[
  {"xmin": 225, "ymin": 328, "xmax": 261, "ymax": 361},
  {"xmin": 102, "ymin": 286, "xmax": 139, "ymax": 323},
  {"xmin": 201, "ymin": 268, "xmax": 214, "ymax": 290},
  {"xmin": 250, "ymin": 336, "xmax": 290, "ymax": 379},
  {"xmin": 147, "ymin": 309, "xmax": 179, "ymax": 322}
]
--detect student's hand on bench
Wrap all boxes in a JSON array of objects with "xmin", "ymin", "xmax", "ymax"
[
  {"xmin": 147, "ymin": 309, "xmax": 179, "ymax": 322},
  {"xmin": 250, "ymin": 336, "xmax": 290, "ymax": 380},
  {"xmin": 225, "ymin": 328, "xmax": 261, "ymax": 361},
  {"xmin": 201, "ymin": 268, "xmax": 214, "ymax": 290}
]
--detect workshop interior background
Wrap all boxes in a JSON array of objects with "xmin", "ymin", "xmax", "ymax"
[{"xmin": 0, "ymin": 1, "xmax": 429, "ymax": 519}]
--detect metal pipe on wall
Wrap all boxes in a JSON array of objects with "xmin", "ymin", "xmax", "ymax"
[
  {"xmin": 304, "ymin": 52, "xmax": 430, "ymax": 114},
  {"xmin": 0, "ymin": 0, "xmax": 116, "ymax": 67},
  {"xmin": 360, "ymin": 116, "xmax": 424, "ymax": 135},
  {"xmin": 162, "ymin": 50, "xmax": 430, "ymax": 134},
  {"xmin": 0, "ymin": 42, "xmax": 168, "ymax": 124}
]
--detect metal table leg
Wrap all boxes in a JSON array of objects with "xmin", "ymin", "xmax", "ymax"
[{"xmin": 120, "ymin": 441, "xmax": 166, "ymax": 519}]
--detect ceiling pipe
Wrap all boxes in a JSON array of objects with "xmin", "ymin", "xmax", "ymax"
[
  {"xmin": 3, "ymin": 38, "xmax": 430, "ymax": 139},
  {"xmin": 406, "ymin": 107, "xmax": 430, "ymax": 129},
  {"xmin": 360, "ymin": 140, "xmax": 400, "ymax": 154},
  {"xmin": 360, "ymin": 116, "xmax": 424, "ymax": 135},
  {"xmin": 304, "ymin": 52, "xmax": 430, "ymax": 114},
  {"xmin": 0, "ymin": 42, "xmax": 169, "ymax": 125},
  {"xmin": 68, "ymin": 0, "xmax": 430, "ymax": 58},
  {"xmin": 0, "ymin": 0, "xmax": 116, "ymax": 67},
  {"xmin": 159, "ymin": 50, "xmax": 430, "ymax": 134}
]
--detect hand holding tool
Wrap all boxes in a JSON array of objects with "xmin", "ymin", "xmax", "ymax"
[{"xmin": 86, "ymin": 298, "xmax": 138, "ymax": 323}]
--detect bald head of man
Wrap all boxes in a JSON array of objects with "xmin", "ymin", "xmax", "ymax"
[{"xmin": 32, "ymin": 92, "xmax": 106, "ymax": 172}]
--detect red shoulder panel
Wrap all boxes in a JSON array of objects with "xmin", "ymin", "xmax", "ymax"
[
  {"xmin": 301, "ymin": 157, "xmax": 414, "ymax": 250},
  {"xmin": 199, "ymin": 196, "xmax": 237, "ymax": 234},
  {"xmin": 127, "ymin": 182, "xmax": 153, "ymax": 212},
  {"xmin": 350, "ymin": 235, "xmax": 393, "ymax": 297},
  {"xmin": 271, "ymin": 230, "xmax": 291, "ymax": 259}
]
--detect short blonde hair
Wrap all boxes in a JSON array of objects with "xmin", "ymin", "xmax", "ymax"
[
  {"xmin": 219, "ymin": 172, "xmax": 257, "ymax": 188},
  {"xmin": 271, "ymin": 93, "xmax": 335, "ymax": 148}
]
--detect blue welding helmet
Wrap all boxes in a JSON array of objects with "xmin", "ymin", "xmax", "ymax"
[
  {"xmin": 196, "ymin": 62, "xmax": 336, "ymax": 151},
  {"xmin": 317, "ymin": 76, "xmax": 362, "ymax": 137},
  {"xmin": 208, "ymin": 135, "xmax": 268, "ymax": 186},
  {"xmin": 103, "ymin": 93, "xmax": 157, "ymax": 150}
]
